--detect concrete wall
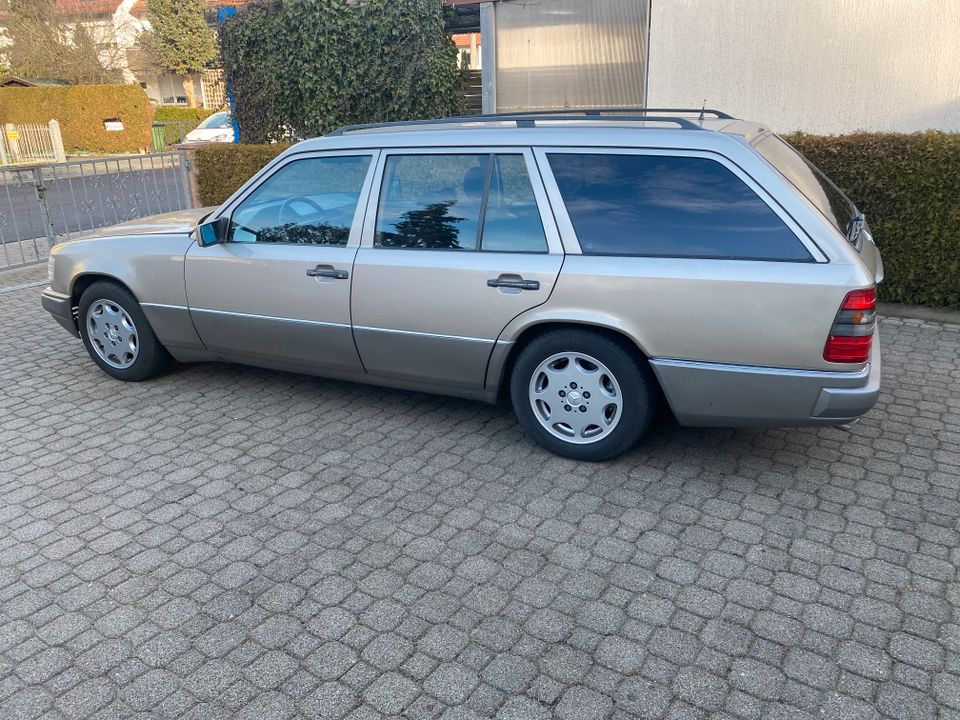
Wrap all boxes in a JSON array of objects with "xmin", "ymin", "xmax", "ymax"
[{"xmin": 646, "ymin": 0, "xmax": 960, "ymax": 134}]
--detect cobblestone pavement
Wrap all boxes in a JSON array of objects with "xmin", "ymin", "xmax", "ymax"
[{"xmin": 1, "ymin": 273, "xmax": 959, "ymax": 720}]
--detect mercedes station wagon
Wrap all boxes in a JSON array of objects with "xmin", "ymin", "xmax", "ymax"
[{"xmin": 42, "ymin": 109, "xmax": 883, "ymax": 461}]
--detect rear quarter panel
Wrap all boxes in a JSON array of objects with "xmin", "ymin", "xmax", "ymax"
[
  {"xmin": 516, "ymin": 255, "xmax": 870, "ymax": 371},
  {"xmin": 519, "ymin": 137, "xmax": 876, "ymax": 373}
]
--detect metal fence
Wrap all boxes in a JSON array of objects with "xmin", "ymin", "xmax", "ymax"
[
  {"xmin": 0, "ymin": 152, "xmax": 191, "ymax": 271},
  {"xmin": 1, "ymin": 121, "xmax": 67, "ymax": 166}
]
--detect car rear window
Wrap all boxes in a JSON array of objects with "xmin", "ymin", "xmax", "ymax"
[
  {"xmin": 754, "ymin": 135, "xmax": 858, "ymax": 238},
  {"xmin": 547, "ymin": 153, "xmax": 813, "ymax": 261}
]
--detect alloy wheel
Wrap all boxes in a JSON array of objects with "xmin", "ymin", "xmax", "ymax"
[
  {"xmin": 528, "ymin": 351, "xmax": 623, "ymax": 444},
  {"xmin": 86, "ymin": 299, "xmax": 139, "ymax": 369}
]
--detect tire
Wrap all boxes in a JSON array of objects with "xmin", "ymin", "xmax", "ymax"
[
  {"xmin": 78, "ymin": 280, "xmax": 171, "ymax": 381},
  {"xmin": 510, "ymin": 329, "xmax": 656, "ymax": 461}
]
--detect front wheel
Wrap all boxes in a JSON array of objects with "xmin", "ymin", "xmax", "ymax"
[
  {"xmin": 510, "ymin": 330, "xmax": 656, "ymax": 461},
  {"xmin": 78, "ymin": 281, "xmax": 171, "ymax": 381}
]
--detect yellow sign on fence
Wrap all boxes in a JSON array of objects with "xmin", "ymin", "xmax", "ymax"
[{"xmin": 6, "ymin": 130, "xmax": 19, "ymax": 141}]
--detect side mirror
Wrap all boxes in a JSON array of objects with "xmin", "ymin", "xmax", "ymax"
[{"xmin": 197, "ymin": 216, "xmax": 229, "ymax": 247}]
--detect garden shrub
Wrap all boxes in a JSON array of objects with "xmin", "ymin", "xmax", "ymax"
[
  {"xmin": 195, "ymin": 143, "xmax": 287, "ymax": 205},
  {"xmin": 0, "ymin": 84, "xmax": 153, "ymax": 153},
  {"xmin": 153, "ymin": 107, "xmax": 217, "ymax": 123},
  {"xmin": 153, "ymin": 106, "xmax": 219, "ymax": 146},
  {"xmin": 218, "ymin": 0, "xmax": 462, "ymax": 142},
  {"xmin": 788, "ymin": 132, "xmax": 960, "ymax": 308}
]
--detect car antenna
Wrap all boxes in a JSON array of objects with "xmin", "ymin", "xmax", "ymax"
[{"xmin": 698, "ymin": 100, "xmax": 706, "ymax": 125}]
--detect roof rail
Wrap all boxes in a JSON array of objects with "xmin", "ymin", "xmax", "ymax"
[
  {"xmin": 494, "ymin": 107, "xmax": 735, "ymax": 120},
  {"xmin": 327, "ymin": 113, "xmax": 707, "ymax": 136}
]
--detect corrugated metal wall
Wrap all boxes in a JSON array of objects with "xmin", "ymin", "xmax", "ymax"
[
  {"xmin": 645, "ymin": 0, "xmax": 960, "ymax": 133},
  {"xmin": 492, "ymin": 0, "xmax": 648, "ymax": 112}
]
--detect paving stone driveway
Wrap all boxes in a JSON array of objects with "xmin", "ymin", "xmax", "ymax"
[{"xmin": 1, "ymin": 269, "xmax": 959, "ymax": 720}]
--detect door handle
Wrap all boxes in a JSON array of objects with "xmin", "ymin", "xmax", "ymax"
[
  {"xmin": 307, "ymin": 267, "xmax": 348, "ymax": 279},
  {"xmin": 487, "ymin": 278, "xmax": 539, "ymax": 291}
]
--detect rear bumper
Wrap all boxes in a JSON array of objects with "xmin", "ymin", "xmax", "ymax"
[
  {"xmin": 41, "ymin": 287, "xmax": 79, "ymax": 337},
  {"xmin": 651, "ymin": 332, "xmax": 881, "ymax": 427}
]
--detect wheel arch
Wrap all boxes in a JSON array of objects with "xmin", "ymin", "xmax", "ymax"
[
  {"xmin": 490, "ymin": 319, "xmax": 656, "ymax": 402},
  {"xmin": 71, "ymin": 272, "xmax": 140, "ymax": 310},
  {"xmin": 53, "ymin": 273, "xmax": 139, "ymax": 334}
]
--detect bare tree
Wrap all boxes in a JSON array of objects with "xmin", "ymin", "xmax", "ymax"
[{"xmin": 5, "ymin": 0, "xmax": 126, "ymax": 84}]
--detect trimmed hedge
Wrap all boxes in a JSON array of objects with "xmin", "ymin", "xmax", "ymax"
[
  {"xmin": 153, "ymin": 107, "xmax": 219, "ymax": 147},
  {"xmin": 195, "ymin": 133, "xmax": 960, "ymax": 309},
  {"xmin": 153, "ymin": 107, "xmax": 217, "ymax": 123},
  {"xmin": 0, "ymin": 84, "xmax": 152, "ymax": 154},
  {"xmin": 787, "ymin": 132, "xmax": 960, "ymax": 309},
  {"xmin": 219, "ymin": 0, "xmax": 462, "ymax": 142},
  {"xmin": 195, "ymin": 143, "xmax": 287, "ymax": 206}
]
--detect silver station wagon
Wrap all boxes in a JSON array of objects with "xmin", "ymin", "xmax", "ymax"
[{"xmin": 42, "ymin": 110, "xmax": 883, "ymax": 461}]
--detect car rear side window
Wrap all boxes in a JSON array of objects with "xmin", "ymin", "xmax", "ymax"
[
  {"xmin": 547, "ymin": 153, "xmax": 813, "ymax": 261},
  {"xmin": 375, "ymin": 153, "xmax": 547, "ymax": 252},
  {"xmin": 753, "ymin": 135, "xmax": 857, "ymax": 237},
  {"xmin": 229, "ymin": 155, "xmax": 371, "ymax": 245},
  {"xmin": 481, "ymin": 155, "xmax": 547, "ymax": 253}
]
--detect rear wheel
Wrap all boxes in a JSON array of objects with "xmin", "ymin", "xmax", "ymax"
[
  {"xmin": 510, "ymin": 329, "xmax": 656, "ymax": 461},
  {"xmin": 78, "ymin": 281, "xmax": 171, "ymax": 381}
]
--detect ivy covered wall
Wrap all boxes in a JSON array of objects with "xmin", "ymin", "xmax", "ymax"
[{"xmin": 219, "ymin": 0, "xmax": 463, "ymax": 143}]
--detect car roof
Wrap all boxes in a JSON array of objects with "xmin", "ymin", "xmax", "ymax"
[{"xmin": 288, "ymin": 116, "xmax": 771, "ymax": 155}]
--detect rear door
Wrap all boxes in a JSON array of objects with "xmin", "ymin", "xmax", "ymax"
[{"xmin": 350, "ymin": 148, "xmax": 563, "ymax": 389}]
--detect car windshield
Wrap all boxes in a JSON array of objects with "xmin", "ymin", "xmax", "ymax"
[
  {"xmin": 197, "ymin": 113, "xmax": 232, "ymax": 130},
  {"xmin": 754, "ymin": 134, "xmax": 858, "ymax": 239}
]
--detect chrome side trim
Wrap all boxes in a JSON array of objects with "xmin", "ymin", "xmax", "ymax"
[
  {"xmin": 142, "ymin": 302, "xmax": 188, "ymax": 311},
  {"xmin": 187, "ymin": 306, "xmax": 351, "ymax": 329},
  {"xmin": 650, "ymin": 357, "xmax": 869, "ymax": 381},
  {"xmin": 146, "ymin": 306, "xmax": 516, "ymax": 345},
  {"xmin": 353, "ymin": 324, "xmax": 499, "ymax": 345}
]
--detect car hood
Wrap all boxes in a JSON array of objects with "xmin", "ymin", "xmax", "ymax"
[{"xmin": 85, "ymin": 207, "xmax": 216, "ymax": 239}]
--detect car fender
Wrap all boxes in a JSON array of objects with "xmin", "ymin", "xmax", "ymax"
[
  {"xmin": 53, "ymin": 233, "xmax": 203, "ymax": 353},
  {"xmin": 486, "ymin": 305, "xmax": 654, "ymax": 393}
]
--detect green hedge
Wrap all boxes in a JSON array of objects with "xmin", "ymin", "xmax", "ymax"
[
  {"xmin": 787, "ymin": 132, "xmax": 960, "ymax": 309},
  {"xmin": 0, "ymin": 84, "xmax": 152, "ymax": 154},
  {"xmin": 153, "ymin": 107, "xmax": 217, "ymax": 123},
  {"xmin": 219, "ymin": 0, "xmax": 462, "ymax": 142},
  {"xmin": 153, "ymin": 107, "xmax": 219, "ymax": 147},
  {"xmin": 195, "ymin": 133, "xmax": 960, "ymax": 309},
  {"xmin": 196, "ymin": 143, "xmax": 287, "ymax": 206}
]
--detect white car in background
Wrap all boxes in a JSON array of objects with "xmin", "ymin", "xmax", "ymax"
[{"xmin": 183, "ymin": 111, "xmax": 236, "ymax": 143}]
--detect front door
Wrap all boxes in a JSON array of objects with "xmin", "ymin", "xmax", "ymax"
[
  {"xmin": 185, "ymin": 151, "xmax": 377, "ymax": 373},
  {"xmin": 351, "ymin": 149, "xmax": 564, "ymax": 389}
]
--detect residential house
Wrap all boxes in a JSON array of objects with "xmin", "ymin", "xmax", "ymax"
[{"xmin": 0, "ymin": 0, "xmax": 240, "ymax": 108}]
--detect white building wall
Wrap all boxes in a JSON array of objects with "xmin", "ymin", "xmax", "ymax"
[{"xmin": 645, "ymin": 0, "xmax": 960, "ymax": 134}]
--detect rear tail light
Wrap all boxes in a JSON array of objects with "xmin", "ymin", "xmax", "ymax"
[{"xmin": 824, "ymin": 287, "xmax": 875, "ymax": 363}]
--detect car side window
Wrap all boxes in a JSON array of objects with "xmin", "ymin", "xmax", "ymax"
[
  {"xmin": 374, "ymin": 153, "xmax": 547, "ymax": 252},
  {"xmin": 481, "ymin": 155, "xmax": 547, "ymax": 253},
  {"xmin": 228, "ymin": 155, "xmax": 371, "ymax": 245},
  {"xmin": 547, "ymin": 153, "xmax": 813, "ymax": 261},
  {"xmin": 375, "ymin": 154, "xmax": 488, "ymax": 250}
]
